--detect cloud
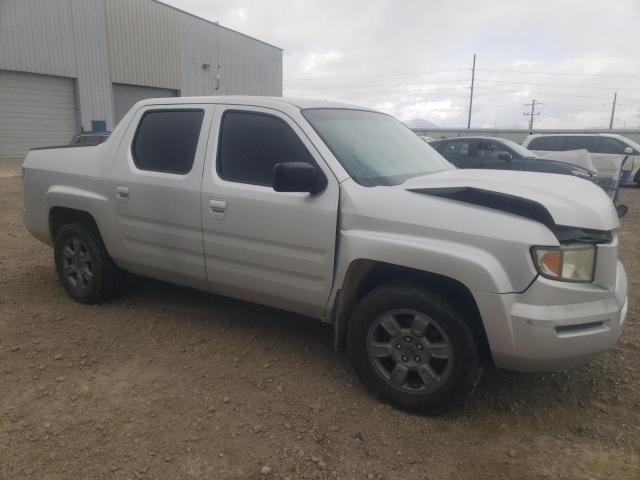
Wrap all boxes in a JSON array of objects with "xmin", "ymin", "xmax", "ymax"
[
  {"xmin": 299, "ymin": 51, "xmax": 344, "ymax": 73},
  {"xmin": 162, "ymin": 0, "xmax": 640, "ymax": 129}
]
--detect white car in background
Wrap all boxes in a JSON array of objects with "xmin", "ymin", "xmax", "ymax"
[{"xmin": 522, "ymin": 133, "xmax": 640, "ymax": 186}]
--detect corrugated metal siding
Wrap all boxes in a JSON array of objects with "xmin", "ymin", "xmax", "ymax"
[
  {"xmin": 70, "ymin": 0, "xmax": 115, "ymax": 130},
  {"xmin": 105, "ymin": 0, "xmax": 181, "ymax": 89},
  {"xmin": 177, "ymin": 13, "xmax": 220, "ymax": 96},
  {"xmin": 0, "ymin": 70, "xmax": 78, "ymax": 159},
  {"xmin": 105, "ymin": 0, "xmax": 282, "ymax": 97},
  {"xmin": 113, "ymin": 83, "xmax": 178, "ymax": 123},
  {"xmin": 0, "ymin": 0, "xmax": 282, "ymax": 134},
  {"xmin": 218, "ymin": 28, "xmax": 283, "ymax": 96},
  {"xmin": 0, "ymin": 0, "xmax": 77, "ymax": 77}
]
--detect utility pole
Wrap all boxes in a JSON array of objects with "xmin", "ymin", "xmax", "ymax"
[
  {"xmin": 609, "ymin": 92, "xmax": 617, "ymax": 130},
  {"xmin": 467, "ymin": 53, "xmax": 476, "ymax": 129},
  {"xmin": 523, "ymin": 99, "xmax": 541, "ymax": 133}
]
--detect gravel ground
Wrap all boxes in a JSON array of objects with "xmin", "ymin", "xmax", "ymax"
[{"xmin": 0, "ymin": 176, "xmax": 638, "ymax": 480}]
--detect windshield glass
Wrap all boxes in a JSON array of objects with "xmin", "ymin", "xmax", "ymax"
[
  {"xmin": 502, "ymin": 139, "xmax": 536, "ymax": 158},
  {"xmin": 303, "ymin": 109, "xmax": 452, "ymax": 186}
]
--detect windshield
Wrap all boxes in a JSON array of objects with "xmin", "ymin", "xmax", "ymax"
[
  {"xmin": 502, "ymin": 139, "xmax": 536, "ymax": 158},
  {"xmin": 303, "ymin": 109, "xmax": 452, "ymax": 186}
]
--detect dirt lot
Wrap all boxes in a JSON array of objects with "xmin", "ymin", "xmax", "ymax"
[{"xmin": 1, "ymin": 174, "xmax": 638, "ymax": 480}]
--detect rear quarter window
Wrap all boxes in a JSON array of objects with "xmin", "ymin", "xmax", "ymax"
[
  {"xmin": 527, "ymin": 136, "xmax": 562, "ymax": 151},
  {"xmin": 591, "ymin": 137, "xmax": 627, "ymax": 154}
]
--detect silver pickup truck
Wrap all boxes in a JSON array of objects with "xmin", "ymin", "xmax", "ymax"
[{"xmin": 23, "ymin": 97, "xmax": 628, "ymax": 413}]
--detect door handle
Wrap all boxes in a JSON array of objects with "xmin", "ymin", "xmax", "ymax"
[
  {"xmin": 116, "ymin": 186, "xmax": 129, "ymax": 200},
  {"xmin": 209, "ymin": 199, "xmax": 227, "ymax": 214}
]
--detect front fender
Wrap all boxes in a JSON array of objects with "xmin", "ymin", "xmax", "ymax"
[{"xmin": 336, "ymin": 229, "xmax": 519, "ymax": 295}]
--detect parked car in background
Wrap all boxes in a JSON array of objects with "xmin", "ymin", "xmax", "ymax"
[
  {"xmin": 522, "ymin": 133, "xmax": 640, "ymax": 186},
  {"xmin": 22, "ymin": 97, "xmax": 627, "ymax": 413},
  {"xmin": 429, "ymin": 136, "xmax": 594, "ymax": 179},
  {"xmin": 70, "ymin": 131, "xmax": 111, "ymax": 146}
]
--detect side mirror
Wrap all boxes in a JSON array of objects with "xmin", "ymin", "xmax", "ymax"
[
  {"xmin": 623, "ymin": 146, "xmax": 633, "ymax": 155},
  {"xmin": 498, "ymin": 152, "xmax": 513, "ymax": 161},
  {"xmin": 273, "ymin": 162, "xmax": 327, "ymax": 194}
]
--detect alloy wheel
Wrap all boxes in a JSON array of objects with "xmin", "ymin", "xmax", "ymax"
[{"xmin": 366, "ymin": 309, "xmax": 454, "ymax": 393}]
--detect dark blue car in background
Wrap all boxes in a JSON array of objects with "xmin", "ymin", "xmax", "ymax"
[{"xmin": 429, "ymin": 136, "xmax": 594, "ymax": 179}]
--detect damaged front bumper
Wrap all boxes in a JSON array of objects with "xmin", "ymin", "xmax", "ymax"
[{"xmin": 473, "ymin": 261, "xmax": 628, "ymax": 372}]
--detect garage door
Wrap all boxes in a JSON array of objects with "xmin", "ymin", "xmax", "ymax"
[
  {"xmin": 0, "ymin": 70, "xmax": 79, "ymax": 160},
  {"xmin": 113, "ymin": 83, "xmax": 178, "ymax": 125}
]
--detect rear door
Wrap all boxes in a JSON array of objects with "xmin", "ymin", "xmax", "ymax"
[
  {"xmin": 487, "ymin": 141, "xmax": 524, "ymax": 170},
  {"xmin": 201, "ymin": 105, "xmax": 339, "ymax": 318},
  {"xmin": 110, "ymin": 104, "xmax": 213, "ymax": 290},
  {"xmin": 436, "ymin": 139, "xmax": 473, "ymax": 167}
]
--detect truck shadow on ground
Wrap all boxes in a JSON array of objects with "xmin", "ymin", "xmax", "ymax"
[{"xmin": 116, "ymin": 273, "xmax": 610, "ymax": 418}]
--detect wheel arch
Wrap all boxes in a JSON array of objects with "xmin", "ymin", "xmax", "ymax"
[
  {"xmin": 49, "ymin": 207, "xmax": 100, "ymax": 241},
  {"xmin": 332, "ymin": 259, "xmax": 490, "ymax": 357},
  {"xmin": 43, "ymin": 183, "xmax": 126, "ymax": 263},
  {"xmin": 47, "ymin": 205, "xmax": 124, "ymax": 266}
]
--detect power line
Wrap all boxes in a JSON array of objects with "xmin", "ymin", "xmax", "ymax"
[
  {"xmin": 284, "ymin": 78, "xmax": 470, "ymax": 91},
  {"xmin": 481, "ymin": 68, "xmax": 640, "ymax": 79},
  {"xmin": 438, "ymin": 86, "xmax": 640, "ymax": 102},
  {"xmin": 476, "ymin": 78, "xmax": 640, "ymax": 92},
  {"xmin": 285, "ymin": 84, "xmax": 640, "ymax": 102},
  {"xmin": 286, "ymin": 86, "xmax": 471, "ymax": 97},
  {"xmin": 285, "ymin": 75, "xmax": 640, "ymax": 95},
  {"xmin": 285, "ymin": 67, "xmax": 640, "ymax": 83},
  {"xmin": 284, "ymin": 68, "xmax": 468, "ymax": 82}
]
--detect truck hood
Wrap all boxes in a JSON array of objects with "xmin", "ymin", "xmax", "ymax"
[{"xmin": 403, "ymin": 169, "xmax": 619, "ymax": 232}]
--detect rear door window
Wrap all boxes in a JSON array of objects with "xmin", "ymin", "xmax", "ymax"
[
  {"xmin": 132, "ymin": 109, "xmax": 204, "ymax": 174},
  {"xmin": 441, "ymin": 141, "xmax": 470, "ymax": 155}
]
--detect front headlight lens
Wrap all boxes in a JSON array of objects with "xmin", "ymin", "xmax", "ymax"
[{"xmin": 532, "ymin": 245, "xmax": 596, "ymax": 282}]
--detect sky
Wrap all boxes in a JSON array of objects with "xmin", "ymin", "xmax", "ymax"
[{"xmin": 163, "ymin": 0, "xmax": 640, "ymax": 129}]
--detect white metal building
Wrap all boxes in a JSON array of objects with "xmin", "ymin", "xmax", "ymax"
[{"xmin": 0, "ymin": 0, "xmax": 282, "ymax": 159}]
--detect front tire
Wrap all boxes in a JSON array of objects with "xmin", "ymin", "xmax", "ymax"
[
  {"xmin": 54, "ymin": 223, "xmax": 124, "ymax": 304},
  {"xmin": 347, "ymin": 282, "xmax": 481, "ymax": 414}
]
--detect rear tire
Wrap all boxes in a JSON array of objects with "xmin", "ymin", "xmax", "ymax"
[
  {"xmin": 54, "ymin": 222, "xmax": 125, "ymax": 304},
  {"xmin": 347, "ymin": 282, "xmax": 481, "ymax": 414}
]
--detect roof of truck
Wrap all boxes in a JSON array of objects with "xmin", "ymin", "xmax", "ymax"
[{"xmin": 135, "ymin": 96, "xmax": 374, "ymax": 112}]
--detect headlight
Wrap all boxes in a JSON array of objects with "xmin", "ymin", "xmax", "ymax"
[{"xmin": 531, "ymin": 245, "xmax": 596, "ymax": 282}]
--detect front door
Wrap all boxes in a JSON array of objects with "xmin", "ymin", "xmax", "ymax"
[
  {"xmin": 110, "ymin": 104, "xmax": 213, "ymax": 290},
  {"xmin": 201, "ymin": 105, "xmax": 339, "ymax": 318},
  {"xmin": 473, "ymin": 140, "xmax": 513, "ymax": 170}
]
